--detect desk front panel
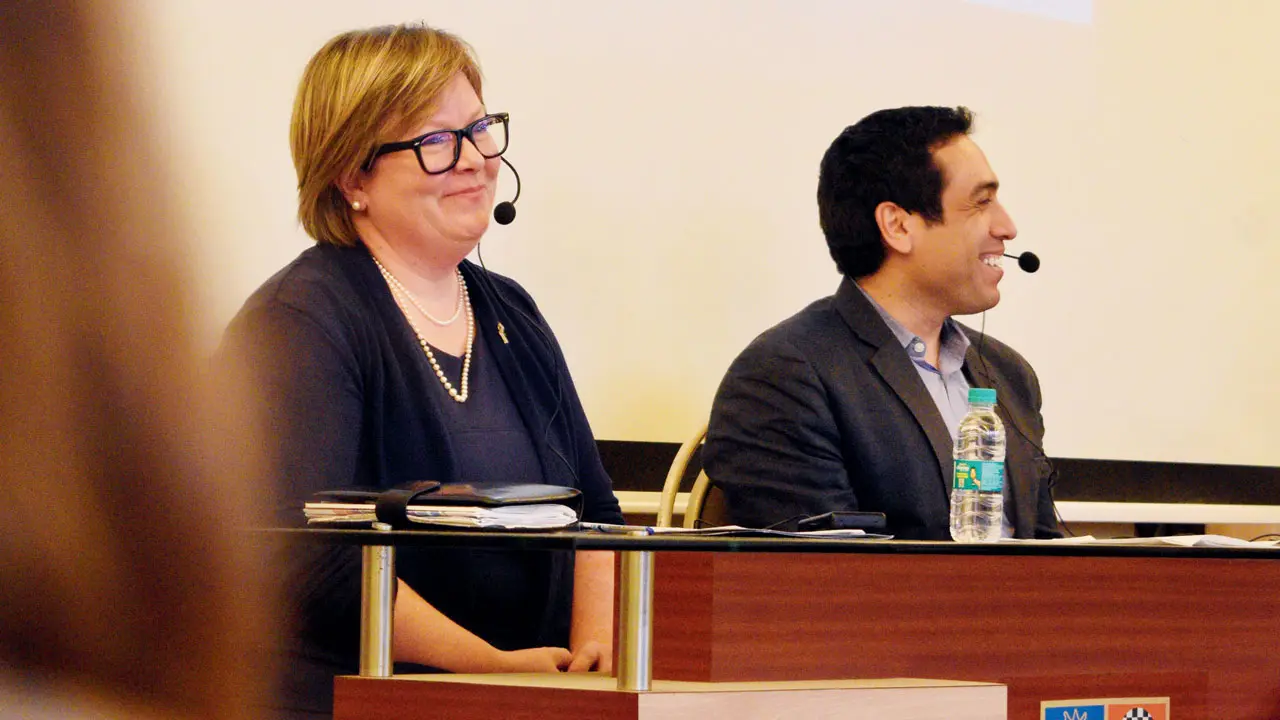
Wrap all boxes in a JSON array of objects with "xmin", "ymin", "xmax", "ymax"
[{"xmin": 652, "ymin": 552, "xmax": 1280, "ymax": 720}]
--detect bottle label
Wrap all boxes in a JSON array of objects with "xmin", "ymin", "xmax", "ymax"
[{"xmin": 953, "ymin": 460, "xmax": 1004, "ymax": 493}]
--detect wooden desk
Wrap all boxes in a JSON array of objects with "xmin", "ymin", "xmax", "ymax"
[
  {"xmin": 267, "ymin": 529, "xmax": 1280, "ymax": 720},
  {"xmin": 650, "ymin": 550, "xmax": 1280, "ymax": 720},
  {"xmin": 334, "ymin": 674, "xmax": 1006, "ymax": 720}
]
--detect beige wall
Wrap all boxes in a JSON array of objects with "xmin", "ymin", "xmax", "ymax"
[{"xmin": 125, "ymin": 0, "xmax": 1279, "ymax": 466}]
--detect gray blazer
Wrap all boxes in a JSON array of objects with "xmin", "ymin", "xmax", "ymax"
[{"xmin": 704, "ymin": 277, "xmax": 1060, "ymax": 540}]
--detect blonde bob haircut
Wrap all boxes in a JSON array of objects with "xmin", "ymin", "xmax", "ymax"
[{"xmin": 291, "ymin": 23, "xmax": 484, "ymax": 246}]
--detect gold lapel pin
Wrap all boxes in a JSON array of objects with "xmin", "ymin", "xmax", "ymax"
[{"xmin": 497, "ymin": 322, "xmax": 509, "ymax": 345}]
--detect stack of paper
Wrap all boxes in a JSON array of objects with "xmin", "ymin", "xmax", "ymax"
[
  {"xmin": 578, "ymin": 522, "xmax": 889, "ymax": 539},
  {"xmin": 1000, "ymin": 534, "xmax": 1280, "ymax": 549},
  {"xmin": 304, "ymin": 502, "xmax": 579, "ymax": 530}
]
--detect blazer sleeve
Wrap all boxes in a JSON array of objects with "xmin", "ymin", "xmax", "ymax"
[
  {"xmin": 704, "ymin": 333, "xmax": 858, "ymax": 528},
  {"xmin": 1026, "ymin": 369, "xmax": 1063, "ymax": 539}
]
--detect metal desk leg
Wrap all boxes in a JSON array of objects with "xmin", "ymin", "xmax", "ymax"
[
  {"xmin": 359, "ymin": 524, "xmax": 395, "ymax": 677},
  {"xmin": 616, "ymin": 550, "xmax": 654, "ymax": 691}
]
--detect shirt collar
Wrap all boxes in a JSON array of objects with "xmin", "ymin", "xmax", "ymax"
[{"xmin": 855, "ymin": 282, "xmax": 971, "ymax": 373}]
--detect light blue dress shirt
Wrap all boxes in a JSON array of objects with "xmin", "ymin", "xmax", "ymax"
[
  {"xmin": 855, "ymin": 285, "xmax": 972, "ymax": 441},
  {"xmin": 855, "ymin": 284, "xmax": 1014, "ymax": 537}
]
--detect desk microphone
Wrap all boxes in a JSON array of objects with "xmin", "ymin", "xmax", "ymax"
[
  {"xmin": 1003, "ymin": 251, "xmax": 1040, "ymax": 273},
  {"xmin": 493, "ymin": 156, "xmax": 521, "ymax": 225}
]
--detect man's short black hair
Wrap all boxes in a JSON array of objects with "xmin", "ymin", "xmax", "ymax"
[{"xmin": 817, "ymin": 106, "xmax": 974, "ymax": 278}]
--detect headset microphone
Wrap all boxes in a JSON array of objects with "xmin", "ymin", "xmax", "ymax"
[
  {"xmin": 492, "ymin": 156, "xmax": 521, "ymax": 225},
  {"xmin": 1003, "ymin": 251, "xmax": 1040, "ymax": 273},
  {"xmin": 976, "ymin": 248, "xmax": 1041, "ymax": 421}
]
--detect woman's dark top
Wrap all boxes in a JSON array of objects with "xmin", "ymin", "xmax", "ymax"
[{"xmin": 220, "ymin": 244, "xmax": 623, "ymax": 718}]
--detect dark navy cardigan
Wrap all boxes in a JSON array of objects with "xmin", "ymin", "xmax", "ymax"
[{"xmin": 222, "ymin": 244, "xmax": 622, "ymax": 718}]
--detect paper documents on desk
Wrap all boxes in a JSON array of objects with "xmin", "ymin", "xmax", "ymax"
[
  {"xmin": 579, "ymin": 523, "xmax": 891, "ymax": 539},
  {"xmin": 304, "ymin": 502, "xmax": 579, "ymax": 530},
  {"xmin": 1001, "ymin": 534, "xmax": 1280, "ymax": 548}
]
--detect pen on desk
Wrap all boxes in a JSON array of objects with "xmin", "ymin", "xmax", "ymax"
[{"xmin": 578, "ymin": 521, "xmax": 651, "ymax": 535}]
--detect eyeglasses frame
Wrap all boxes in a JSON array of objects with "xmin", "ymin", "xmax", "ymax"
[{"xmin": 361, "ymin": 112, "xmax": 510, "ymax": 175}]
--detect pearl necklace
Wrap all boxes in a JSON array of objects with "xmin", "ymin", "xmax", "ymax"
[
  {"xmin": 370, "ymin": 257, "xmax": 464, "ymax": 326},
  {"xmin": 373, "ymin": 259, "xmax": 474, "ymax": 403}
]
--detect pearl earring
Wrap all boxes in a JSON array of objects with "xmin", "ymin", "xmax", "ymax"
[{"xmin": 351, "ymin": 200, "xmax": 363, "ymax": 211}]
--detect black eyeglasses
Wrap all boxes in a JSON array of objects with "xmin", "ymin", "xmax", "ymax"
[{"xmin": 362, "ymin": 112, "xmax": 510, "ymax": 174}]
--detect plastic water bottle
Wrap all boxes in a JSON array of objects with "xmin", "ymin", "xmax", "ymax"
[{"xmin": 950, "ymin": 387, "xmax": 1006, "ymax": 543}]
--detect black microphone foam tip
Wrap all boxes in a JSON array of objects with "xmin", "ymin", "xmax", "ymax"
[
  {"xmin": 1003, "ymin": 251, "xmax": 1040, "ymax": 273},
  {"xmin": 493, "ymin": 201, "xmax": 516, "ymax": 225}
]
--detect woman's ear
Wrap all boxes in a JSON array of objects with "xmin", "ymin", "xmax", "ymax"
[
  {"xmin": 875, "ymin": 201, "xmax": 914, "ymax": 256},
  {"xmin": 336, "ymin": 168, "xmax": 368, "ymax": 212}
]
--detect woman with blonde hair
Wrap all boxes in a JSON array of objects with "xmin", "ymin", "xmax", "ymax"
[
  {"xmin": 0, "ymin": 1, "xmax": 272, "ymax": 718},
  {"xmin": 222, "ymin": 23, "xmax": 623, "ymax": 717}
]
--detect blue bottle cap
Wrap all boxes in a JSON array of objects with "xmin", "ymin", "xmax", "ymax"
[{"xmin": 968, "ymin": 387, "xmax": 997, "ymax": 404}]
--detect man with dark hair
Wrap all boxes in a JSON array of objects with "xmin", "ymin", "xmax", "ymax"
[{"xmin": 703, "ymin": 106, "xmax": 1059, "ymax": 540}]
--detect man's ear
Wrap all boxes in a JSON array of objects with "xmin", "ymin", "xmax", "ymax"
[{"xmin": 875, "ymin": 201, "xmax": 914, "ymax": 256}]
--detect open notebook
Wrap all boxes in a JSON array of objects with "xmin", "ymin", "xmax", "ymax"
[
  {"xmin": 304, "ymin": 482, "xmax": 582, "ymax": 530},
  {"xmin": 304, "ymin": 502, "xmax": 579, "ymax": 529}
]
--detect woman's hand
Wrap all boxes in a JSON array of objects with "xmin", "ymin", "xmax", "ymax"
[
  {"xmin": 570, "ymin": 551, "xmax": 615, "ymax": 673},
  {"xmin": 496, "ymin": 646, "xmax": 572, "ymax": 673},
  {"xmin": 567, "ymin": 640, "xmax": 609, "ymax": 673}
]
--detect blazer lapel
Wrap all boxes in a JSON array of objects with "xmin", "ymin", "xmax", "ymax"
[
  {"xmin": 834, "ymin": 279, "xmax": 955, "ymax": 494},
  {"xmin": 962, "ymin": 331, "xmax": 1037, "ymax": 444},
  {"xmin": 963, "ymin": 338, "xmax": 1028, "ymax": 536},
  {"xmin": 963, "ymin": 342, "xmax": 994, "ymax": 394}
]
